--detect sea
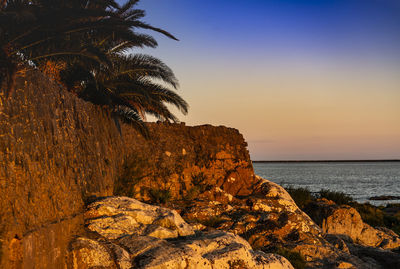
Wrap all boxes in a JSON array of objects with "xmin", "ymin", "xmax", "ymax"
[{"xmin": 253, "ymin": 161, "xmax": 400, "ymax": 206}]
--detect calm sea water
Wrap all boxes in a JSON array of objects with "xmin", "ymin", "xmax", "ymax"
[{"xmin": 253, "ymin": 161, "xmax": 400, "ymax": 206}]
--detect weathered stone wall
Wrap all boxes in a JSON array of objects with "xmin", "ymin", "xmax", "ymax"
[
  {"xmin": 118, "ymin": 122, "xmax": 255, "ymax": 203},
  {"xmin": 0, "ymin": 71, "xmax": 256, "ymax": 268},
  {"xmin": 0, "ymin": 71, "xmax": 124, "ymax": 268}
]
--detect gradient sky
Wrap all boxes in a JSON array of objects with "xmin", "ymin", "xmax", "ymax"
[{"xmin": 130, "ymin": 0, "xmax": 400, "ymax": 160}]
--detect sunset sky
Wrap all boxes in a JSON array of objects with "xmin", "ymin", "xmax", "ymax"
[{"xmin": 133, "ymin": 0, "xmax": 400, "ymax": 160}]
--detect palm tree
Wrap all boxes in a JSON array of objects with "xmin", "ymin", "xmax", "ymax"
[
  {"xmin": 1, "ymin": 0, "xmax": 175, "ymax": 85},
  {"xmin": 61, "ymin": 53, "xmax": 188, "ymax": 135},
  {"xmin": 0, "ymin": 0, "xmax": 188, "ymax": 133},
  {"xmin": 1, "ymin": 0, "xmax": 114, "ymax": 90}
]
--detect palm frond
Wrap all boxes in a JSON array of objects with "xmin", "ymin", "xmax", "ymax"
[
  {"xmin": 128, "ymin": 20, "xmax": 178, "ymax": 41},
  {"xmin": 109, "ymin": 54, "xmax": 179, "ymax": 88},
  {"xmin": 1, "ymin": 0, "xmax": 186, "ymax": 135}
]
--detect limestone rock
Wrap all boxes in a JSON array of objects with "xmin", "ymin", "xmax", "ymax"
[
  {"xmin": 128, "ymin": 231, "xmax": 294, "ymax": 269},
  {"xmin": 181, "ymin": 176, "xmax": 341, "ymax": 265},
  {"xmin": 78, "ymin": 180, "xmax": 400, "ymax": 269},
  {"xmin": 85, "ymin": 196, "xmax": 194, "ymax": 240},
  {"xmin": 305, "ymin": 199, "xmax": 400, "ymax": 249},
  {"xmin": 70, "ymin": 238, "xmax": 117, "ymax": 269},
  {"xmin": 102, "ymin": 241, "xmax": 133, "ymax": 269},
  {"xmin": 75, "ymin": 197, "xmax": 294, "ymax": 269}
]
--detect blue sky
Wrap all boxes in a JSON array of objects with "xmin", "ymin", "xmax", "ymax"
[
  {"xmin": 122, "ymin": 0, "xmax": 400, "ymax": 160},
  {"xmin": 135, "ymin": 0, "xmax": 400, "ymax": 59}
]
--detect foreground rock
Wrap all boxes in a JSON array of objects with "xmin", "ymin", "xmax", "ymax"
[
  {"xmin": 305, "ymin": 198, "xmax": 400, "ymax": 250},
  {"xmin": 178, "ymin": 176, "xmax": 367, "ymax": 268},
  {"xmin": 168, "ymin": 176, "xmax": 400, "ymax": 268},
  {"xmin": 85, "ymin": 196, "xmax": 195, "ymax": 240},
  {"xmin": 73, "ymin": 184, "xmax": 400, "ymax": 269},
  {"xmin": 71, "ymin": 196, "xmax": 294, "ymax": 269}
]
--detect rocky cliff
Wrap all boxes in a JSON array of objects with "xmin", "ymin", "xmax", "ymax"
[
  {"xmin": 1, "ymin": 71, "xmax": 399, "ymax": 268},
  {"xmin": 0, "ymin": 71, "xmax": 265, "ymax": 268},
  {"xmin": 118, "ymin": 121, "xmax": 256, "ymax": 202}
]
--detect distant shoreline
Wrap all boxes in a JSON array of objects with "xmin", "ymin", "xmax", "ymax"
[{"xmin": 252, "ymin": 159, "xmax": 400, "ymax": 163}]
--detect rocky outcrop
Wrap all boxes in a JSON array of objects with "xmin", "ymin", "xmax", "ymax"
[
  {"xmin": 71, "ymin": 196, "xmax": 294, "ymax": 269},
  {"xmin": 173, "ymin": 176, "xmax": 375, "ymax": 268},
  {"xmin": 305, "ymin": 199, "xmax": 400, "ymax": 249},
  {"xmin": 69, "ymin": 181, "xmax": 400, "ymax": 269},
  {"xmin": 118, "ymin": 122, "xmax": 256, "ymax": 202},
  {"xmin": 0, "ymin": 70, "xmax": 258, "ymax": 268},
  {"xmin": 166, "ymin": 175, "xmax": 400, "ymax": 269}
]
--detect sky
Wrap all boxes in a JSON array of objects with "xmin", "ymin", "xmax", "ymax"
[{"xmin": 129, "ymin": 0, "xmax": 400, "ymax": 160}]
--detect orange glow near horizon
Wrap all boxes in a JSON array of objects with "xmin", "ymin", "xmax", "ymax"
[
  {"xmin": 177, "ymin": 58, "xmax": 400, "ymax": 160},
  {"xmin": 139, "ymin": 0, "xmax": 400, "ymax": 160}
]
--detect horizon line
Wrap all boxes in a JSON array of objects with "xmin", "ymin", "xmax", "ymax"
[{"xmin": 252, "ymin": 159, "xmax": 400, "ymax": 163}]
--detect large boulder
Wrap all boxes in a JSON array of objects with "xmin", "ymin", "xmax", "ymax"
[
  {"xmin": 305, "ymin": 199, "xmax": 400, "ymax": 249},
  {"xmin": 85, "ymin": 196, "xmax": 195, "ymax": 240},
  {"xmin": 71, "ymin": 196, "xmax": 294, "ymax": 269},
  {"xmin": 126, "ymin": 232, "xmax": 294, "ymax": 269},
  {"xmin": 69, "ymin": 238, "xmax": 123, "ymax": 269}
]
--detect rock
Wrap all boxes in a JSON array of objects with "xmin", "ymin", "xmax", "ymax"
[
  {"xmin": 347, "ymin": 242, "xmax": 400, "ymax": 269},
  {"xmin": 118, "ymin": 123, "xmax": 257, "ymax": 203},
  {"xmin": 198, "ymin": 186, "xmax": 236, "ymax": 204},
  {"xmin": 217, "ymin": 168, "xmax": 256, "ymax": 196},
  {"xmin": 103, "ymin": 242, "xmax": 132, "ymax": 269},
  {"xmin": 181, "ymin": 200, "xmax": 234, "ymax": 223},
  {"xmin": 75, "ymin": 196, "xmax": 294, "ymax": 269},
  {"xmin": 70, "ymin": 238, "xmax": 117, "ymax": 269},
  {"xmin": 181, "ymin": 176, "xmax": 343, "ymax": 265},
  {"xmin": 80, "ymin": 181, "xmax": 400, "ymax": 269},
  {"xmin": 190, "ymin": 222, "xmax": 207, "ymax": 231},
  {"xmin": 129, "ymin": 231, "xmax": 294, "ymax": 269},
  {"xmin": 175, "ymin": 176, "xmax": 400, "ymax": 268},
  {"xmin": 85, "ymin": 196, "xmax": 194, "ymax": 240},
  {"xmin": 325, "ymin": 234, "xmax": 350, "ymax": 254},
  {"xmin": 336, "ymin": 261, "xmax": 355, "ymax": 268},
  {"xmin": 305, "ymin": 199, "xmax": 400, "ymax": 249}
]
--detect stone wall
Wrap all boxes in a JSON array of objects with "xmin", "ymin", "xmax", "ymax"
[
  {"xmin": 0, "ymin": 71, "xmax": 256, "ymax": 268},
  {"xmin": 0, "ymin": 71, "xmax": 124, "ymax": 268}
]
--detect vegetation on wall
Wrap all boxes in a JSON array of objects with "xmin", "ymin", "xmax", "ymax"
[
  {"xmin": 148, "ymin": 188, "xmax": 171, "ymax": 204},
  {"xmin": 114, "ymin": 153, "xmax": 149, "ymax": 197}
]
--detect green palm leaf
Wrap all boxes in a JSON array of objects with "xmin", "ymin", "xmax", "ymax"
[{"xmin": 1, "ymin": 0, "xmax": 188, "ymax": 136}]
